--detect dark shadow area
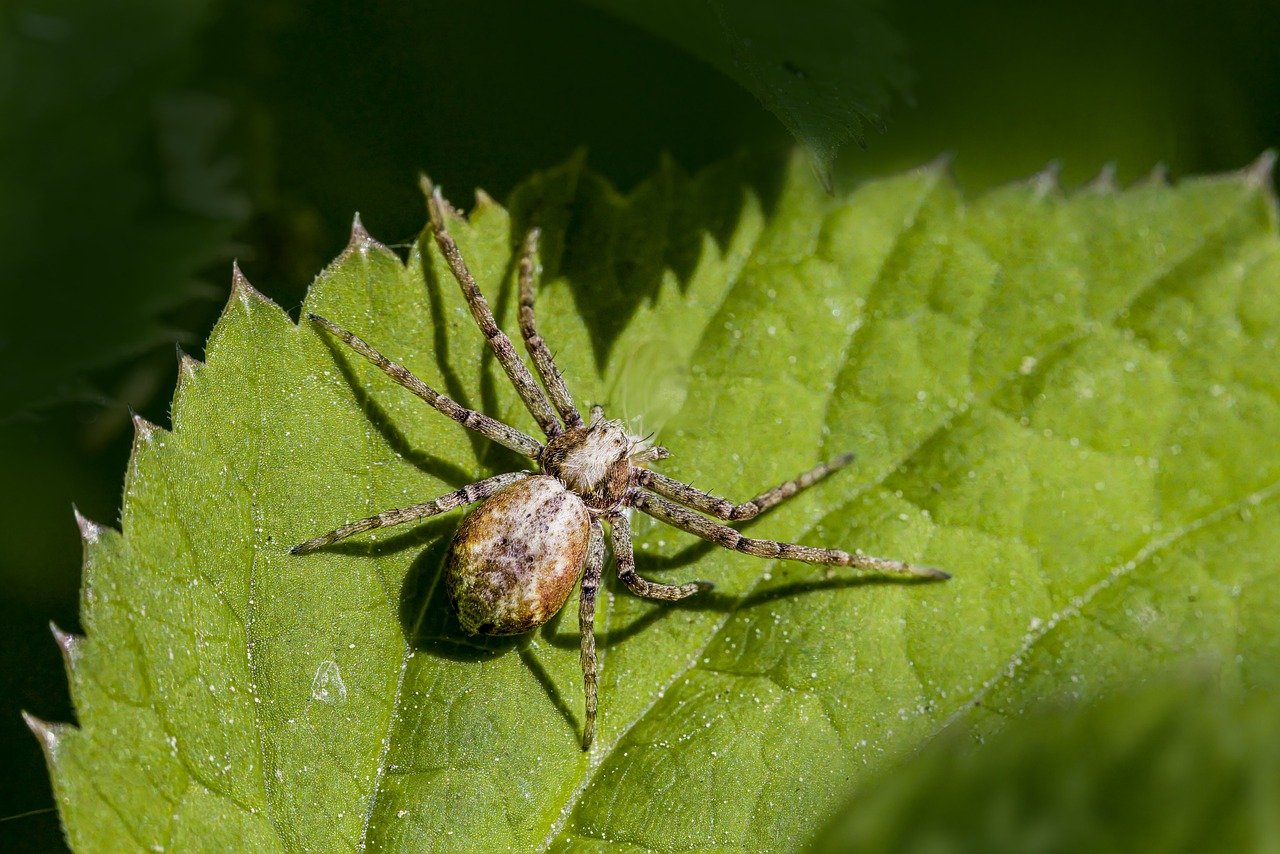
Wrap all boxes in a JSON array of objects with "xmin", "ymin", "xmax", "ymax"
[
  {"xmin": 504, "ymin": 151, "xmax": 792, "ymax": 374},
  {"xmin": 518, "ymin": 644, "xmax": 579, "ymax": 738},
  {"xmin": 416, "ymin": 151, "xmax": 786, "ymax": 434},
  {"xmin": 0, "ymin": 595, "xmax": 76, "ymax": 853},
  {"xmin": 634, "ymin": 538, "xmax": 719, "ymax": 574},
  {"xmin": 393, "ymin": 522, "xmax": 526, "ymax": 665}
]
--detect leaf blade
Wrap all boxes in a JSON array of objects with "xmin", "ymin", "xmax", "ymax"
[{"xmin": 40, "ymin": 157, "xmax": 1280, "ymax": 852}]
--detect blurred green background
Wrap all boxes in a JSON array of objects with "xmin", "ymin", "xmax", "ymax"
[{"xmin": 2, "ymin": 0, "xmax": 1277, "ymax": 849}]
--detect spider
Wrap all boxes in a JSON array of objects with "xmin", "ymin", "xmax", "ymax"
[{"xmin": 292, "ymin": 182, "xmax": 949, "ymax": 749}]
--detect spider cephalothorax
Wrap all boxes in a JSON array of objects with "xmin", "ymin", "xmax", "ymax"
[
  {"xmin": 292, "ymin": 183, "xmax": 948, "ymax": 749},
  {"xmin": 539, "ymin": 413, "xmax": 652, "ymax": 512}
]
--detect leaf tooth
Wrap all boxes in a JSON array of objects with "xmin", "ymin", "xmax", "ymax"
[
  {"xmin": 557, "ymin": 146, "xmax": 590, "ymax": 188},
  {"xmin": 174, "ymin": 344, "xmax": 203, "ymax": 389},
  {"xmin": 1142, "ymin": 162, "xmax": 1169, "ymax": 187},
  {"xmin": 50, "ymin": 621, "xmax": 84, "ymax": 674},
  {"xmin": 1029, "ymin": 160, "xmax": 1061, "ymax": 199},
  {"xmin": 72, "ymin": 505, "xmax": 105, "ymax": 547},
  {"xmin": 416, "ymin": 171, "xmax": 434, "ymax": 205},
  {"xmin": 22, "ymin": 711, "xmax": 70, "ymax": 758},
  {"xmin": 922, "ymin": 151, "xmax": 954, "ymax": 177},
  {"xmin": 473, "ymin": 188, "xmax": 496, "ymax": 212},
  {"xmin": 1086, "ymin": 162, "xmax": 1117, "ymax": 194},
  {"xmin": 421, "ymin": 175, "xmax": 462, "ymax": 224},
  {"xmin": 350, "ymin": 210, "xmax": 371, "ymax": 242},
  {"xmin": 1241, "ymin": 149, "xmax": 1277, "ymax": 191},
  {"xmin": 343, "ymin": 212, "xmax": 390, "ymax": 258},
  {"xmin": 228, "ymin": 261, "xmax": 280, "ymax": 313},
  {"xmin": 130, "ymin": 411, "xmax": 161, "ymax": 447},
  {"xmin": 657, "ymin": 149, "xmax": 689, "ymax": 183}
]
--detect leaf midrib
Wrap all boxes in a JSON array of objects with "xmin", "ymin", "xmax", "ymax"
[
  {"xmin": 538, "ymin": 176, "xmax": 945, "ymax": 849},
  {"xmin": 952, "ymin": 476, "xmax": 1280, "ymax": 732}
]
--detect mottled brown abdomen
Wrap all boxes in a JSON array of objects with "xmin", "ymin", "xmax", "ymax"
[{"xmin": 446, "ymin": 475, "xmax": 590, "ymax": 635}]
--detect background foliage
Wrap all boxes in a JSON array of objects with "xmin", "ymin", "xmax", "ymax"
[{"xmin": 2, "ymin": 0, "xmax": 1279, "ymax": 849}]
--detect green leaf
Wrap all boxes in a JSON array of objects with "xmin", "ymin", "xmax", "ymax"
[
  {"xmin": 33, "ymin": 154, "xmax": 1280, "ymax": 851},
  {"xmin": 576, "ymin": 0, "xmax": 912, "ymax": 187},
  {"xmin": 810, "ymin": 675, "xmax": 1280, "ymax": 852}
]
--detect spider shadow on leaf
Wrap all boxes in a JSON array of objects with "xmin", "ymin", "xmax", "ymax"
[
  {"xmin": 415, "ymin": 226, "xmax": 531, "ymax": 478},
  {"xmin": 386, "ymin": 514, "xmax": 581, "ymax": 735},
  {"xmin": 386, "ymin": 523, "xmax": 527, "ymax": 664},
  {"xmin": 540, "ymin": 554, "xmax": 932, "ymax": 651},
  {"xmin": 318, "ymin": 332, "xmax": 480, "ymax": 489}
]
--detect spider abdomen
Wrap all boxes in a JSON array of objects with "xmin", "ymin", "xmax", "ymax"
[{"xmin": 445, "ymin": 475, "xmax": 590, "ymax": 635}]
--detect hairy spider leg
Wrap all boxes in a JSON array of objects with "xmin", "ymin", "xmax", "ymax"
[
  {"xmin": 517, "ymin": 228, "xmax": 584, "ymax": 429},
  {"xmin": 291, "ymin": 472, "xmax": 530, "ymax": 554},
  {"xmin": 579, "ymin": 517, "xmax": 606, "ymax": 749},
  {"xmin": 636, "ymin": 453, "xmax": 855, "ymax": 521},
  {"xmin": 632, "ymin": 491, "xmax": 949, "ymax": 580},
  {"xmin": 425, "ymin": 182, "xmax": 562, "ymax": 437},
  {"xmin": 609, "ymin": 511, "xmax": 708, "ymax": 601},
  {"xmin": 308, "ymin": 314, "xmax": 543, "ymax": 459}
]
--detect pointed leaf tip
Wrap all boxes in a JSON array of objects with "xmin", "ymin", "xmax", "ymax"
[
  {"xmin": 179, "ymin": 352, "xmax": 202, "ymax": 380},
  {"xmin": 474, "ymin": 188, "xmax": 495, "ymax": 211},
  {"xmin": 343, "ymin": 212, "xmax": 389, "ymax": 258},
  {"xmin": 72, "ymin": 505, "xmax": 103, "ymax": 545},
  {"xmin": 131, "ymin": 411, "xmax": 160, "ymax": 445},
  {"xmin": 50, "ymin": 621, "xmax": 83, "ymax": 666},
  {"xmin": 1144, "ymin": 162, "xmax": 1170, "ymax": 186},
  {"xmin": 174, "ymin": 344, "xmax": 202, "ymax": 386},
  {"xmin": 417, "ymin": 172, "xmax": 436, "ymax": 204},
  {"xmin": 1242, "ymin": 150, "xmax": 1277, "ymax": 189},
  {"xmin": 228, "ymin": 261, "xmax": 276, "ymax": 311},
  {"xmin": 426, "ymin": 184, "xmax": 461, "ymax": 227},
  {"xmin": 1087, "ymin": 163, "xmax": 1117, "ymax": 193},
  {"xmin": 1030, "ymin": 161, "xmax": 1061, "ymax": 198},
  {"xmin": 345, "ymin": 213, "xmax": 371, "ymax": 247},
  {"xmin": 22, "ymin": 712, "xmax": 63, "ymax": 754},
  {"xmin": 922, "ymin": 151, "xmax": 955, "ymax": 177}
]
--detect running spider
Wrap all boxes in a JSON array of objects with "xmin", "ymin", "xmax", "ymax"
[{"xmin": 292, "ymin": 183, "xmax": 949, "ymax": 749}]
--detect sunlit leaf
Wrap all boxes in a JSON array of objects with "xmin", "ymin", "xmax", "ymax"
[{"xmin": 33, "ymin": 154, "xmax": 1280, "ymax": 850}]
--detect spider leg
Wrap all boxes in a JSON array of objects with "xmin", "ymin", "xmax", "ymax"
[
  {"xmin": 632, "ymin": 491, "xmax": 949, "ymax": 580},
  {"xmin": 609, "ymin": 511, "xmax": 709, "ymax": 601},
  {"xmin": 518, "ymin": 228, "xmax": 583, "ymax": 428},
  {"xmin": 579, "ymin": 516, "xmax": 606, "ymax": 749},
  {"xmin": 424, "ymin": 183, "xmax": 562, "ymax": 437},
  {"xmin": 309, "ymin": 315, "xmax": 542, "ymax": 459},
  {"xmin": 291, "ymin": 471, "xmax": 529, "ymax": 554},
  {"xmin": 636, "ymin": 453, "xmax": 854, "ymax": 521}
]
